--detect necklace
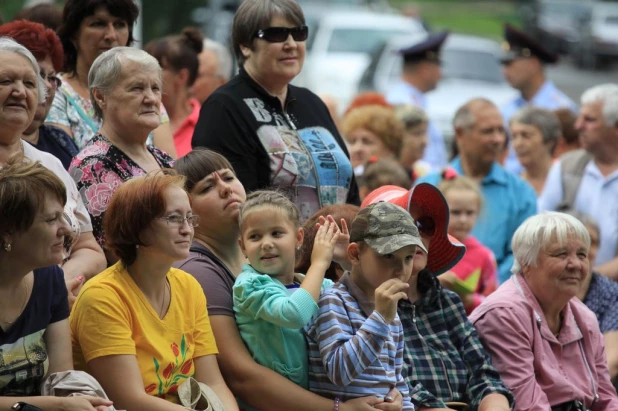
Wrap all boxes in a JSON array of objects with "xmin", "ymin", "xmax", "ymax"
[
  {"xmin": 158, "ymin": 280, "xmax": 170, "ymax": 319},
  {"xmin": 0, "ymin": 280, "xmax": 28, "ymax": 325}
]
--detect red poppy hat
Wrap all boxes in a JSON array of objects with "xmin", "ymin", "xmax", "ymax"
[{"xmin": 361, "ymin": 184, "xmax": 466, "ymax": 275}]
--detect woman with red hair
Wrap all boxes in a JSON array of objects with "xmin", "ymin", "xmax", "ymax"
[{"xmin": 0, "ymin": 20, "xmax": 79, "ymax": 170}]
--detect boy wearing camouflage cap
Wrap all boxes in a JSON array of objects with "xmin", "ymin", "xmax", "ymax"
[{"xmin": 305, "ymin": 201, "xmax": 424, "ymax": 410}]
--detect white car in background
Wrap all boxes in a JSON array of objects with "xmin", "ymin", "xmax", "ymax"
[
  {"xmin": 571, "ymin": 2, "xmax": 618, "ymax": 69},
  {"xmin": 294, "ymin": 7, "xmax": 426, "ymax": 112},
  {"xmin": 360, "ymin": 33, "xmax": 518, "ymax": 150}
]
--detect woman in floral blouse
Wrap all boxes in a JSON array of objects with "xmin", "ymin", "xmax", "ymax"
[
  {"xmin": 69, "ymin": 47, "xmax": 173, "ymax": 255},
  {"xmin": 47, "ymin": 0, "xmax": 176, "ymax": 156}
]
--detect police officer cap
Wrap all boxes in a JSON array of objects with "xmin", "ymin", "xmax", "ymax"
[
  {"xmin": 501, "ymin": 23, "xmax": 559, "ymax": 64},
  {"xmin": 398, "ymin": 31, "xmax": 449, "ymax": 64}
]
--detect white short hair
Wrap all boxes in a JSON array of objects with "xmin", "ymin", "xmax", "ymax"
[
  {"xmin": 511, "ymin": 211, "xmax": 591, "ymax": 275},
  {"xmin": 203, "ymin": 38, "xmax": 233, "ymax": 81},
  {"xmin": 581, "ymin": 83, "xmax": 618, "ymax": 127},
  {"xmin": 88, "ymin": 47, "xmax": 162, "ymax": 120},
  {"xmin": 0, "ymin": 37, "xmax": 46, "ymax": 104}
]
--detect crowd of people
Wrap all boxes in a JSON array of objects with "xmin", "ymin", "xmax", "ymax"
[{"xmin": 1, "ymin": 0, "xmax": 618, "ymax": 410}]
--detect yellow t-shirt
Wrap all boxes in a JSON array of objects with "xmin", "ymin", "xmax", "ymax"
[{"xmin": 70, "ymin": 262, "xmax": 218, "ymax": 402}]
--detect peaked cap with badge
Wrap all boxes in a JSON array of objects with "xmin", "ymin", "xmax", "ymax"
[
  {"xmin": 501, "ymin": 23, "xmax": 559, "ymax": 64},
  {"xmin": 398, "ymin": 31, "xmax": 449, "ymax": 64}
]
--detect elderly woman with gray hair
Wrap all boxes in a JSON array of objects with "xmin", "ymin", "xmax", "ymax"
[
  {"xmin": 69, "ymin": 47, "xmax": 174, "ymax": 253},
  {"xmin": 0, "ymin": 37, "xmax": 106, "ymax": 298},
  {"xmin": 470, "ymin": 212, "xmax": 618, "ymax": 410},
  {"xmin": 510, "ymin": 107, "xmax": 561, "ymax": 196}
]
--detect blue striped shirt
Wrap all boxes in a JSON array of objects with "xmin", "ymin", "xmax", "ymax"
[{"xmin": 305, "ymin": 272, "xmax": 413, "ymax": 409}]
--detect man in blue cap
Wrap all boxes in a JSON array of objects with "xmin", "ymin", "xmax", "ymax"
[
  {"xmin": 500, "ymin": 23, "xmax": 577, "ymax": 174},
  {"xmin": 386, "ymin": 31, "xmax": 449, "ymax": 170}
]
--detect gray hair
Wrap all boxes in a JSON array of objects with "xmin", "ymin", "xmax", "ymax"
[
  {"xmin": 89, "ymin": 47, "xmax": 162, "ymax": 120},
  {"xmin": 203, "ymin": 38, "xmax": 234, "ymax": 81},
  {"xmin": 581, "ymin": 83, "xmax": 618, "ymax": 127},
  {"xmin": 394, "ymin": 104, "xmax": 428, "ymax": 130},
  {"xmin": 511, "ymin": 211, "xmax": 591, "ymax": 275},
  {"xmin": 452, "ymin": 98, "xmax": 496, "ymax": 130},
  {"xmin": 232, "ymin": 0, "xmax": 305, "ymax": 68},
  {"xmin": 510, "ymin": 107, "xmax": 561, "ymax": 154},
  {"xmin": 0, "ymin": 37, "xmax": 46, "ymax": 104}
]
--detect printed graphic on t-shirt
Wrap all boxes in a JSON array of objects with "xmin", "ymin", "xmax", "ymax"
[
  {"xmin": 244, "ymin": 96, "xmax": 352, "ymax": 221},
  {"xmin": 0, "ymin": 329, "xmax": 47, "ymax": 396},
  {"xmin": 256, "ymin": 124, "xmax": 351, "ymax": 220}
]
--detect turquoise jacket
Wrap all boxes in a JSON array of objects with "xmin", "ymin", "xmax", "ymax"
[{"xmin": 233, "ymin": 264, "xmax": 333, "ymax": 390}]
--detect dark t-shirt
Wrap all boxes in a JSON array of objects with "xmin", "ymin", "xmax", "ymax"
[
  {"xmin": 0, "ymin": 266, "xmax": 69, "ymax": 396},
  {"xmin": 173, "ymin": 241, "xmax": 236, "ymax": 317},
  {"xmin": 191, "ymin": 68, "xmax": 359, "ymax": 221},
  {"xmin": 29, "ymin": 125, "xmax": 79, "ymax": 170}
]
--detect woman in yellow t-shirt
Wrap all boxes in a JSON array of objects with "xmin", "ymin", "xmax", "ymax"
[{"xmin": 70, "ymin": 170, "xmax": 239, "ymax": 410}]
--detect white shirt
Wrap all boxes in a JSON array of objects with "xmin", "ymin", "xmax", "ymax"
[
  {"xmin": 538, "ymin": 159, "xmax": 618, "ymax": 265},
  {"xmin": 22, "ymin": 141, "xmax": 92, "ymax": 256}
]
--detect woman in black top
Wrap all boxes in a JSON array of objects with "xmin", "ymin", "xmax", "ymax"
[
  {"xmin": 0, "ymin": 158, "xmax": 112, "ymax": 410},
  {"xmin": 191, "ymin": 0, "xmax": 359, "ymax": 222}
]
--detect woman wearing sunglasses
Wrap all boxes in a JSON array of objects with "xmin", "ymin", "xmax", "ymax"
[
  {"xmin": 363, "ymin": 184, "xmax": 513, "ymax": 411},
  {"xmin": 192, "ymin": 0, "xmax": 359, "ymax": 223}
]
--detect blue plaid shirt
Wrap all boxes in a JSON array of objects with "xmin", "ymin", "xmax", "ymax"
[{"xmin": 399, "ymin": 270, "xmax": 513, "ymax": 410}]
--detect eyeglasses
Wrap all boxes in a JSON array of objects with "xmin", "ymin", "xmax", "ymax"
[
  {"xmin": 416, "ymin": 216, "xmax": 435, "ymax": 237},
  {"xmin": 159, "ymin": 215, "xmax": 200, "ymax": 227},
  {"xmin": 41, "ymin": 73, "xmax": 62, "ymax": 90},
  {"xmin": 255, "ymin": 26, "xmax": 309, "ymax": 43}
]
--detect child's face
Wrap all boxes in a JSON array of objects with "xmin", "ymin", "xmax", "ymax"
[
  {"xmin": 351, "ymin": 244, "xmax": 416, "ymax": 294},
  {"xmin": 239, "ymin": 207, "xmax": 303, "ymax": 282},
  {"xmin": 445, "ymin": 188, "xmax": 479, "ymax": 242}
]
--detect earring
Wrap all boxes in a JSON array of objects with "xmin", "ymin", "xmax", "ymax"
[
  {"xmin": 296, "ymin": 245, "xmax": 301, "ymax": 251},
  {"xmin": 3, "ymin": 243, "xmax": 10, "ymax": 252}
]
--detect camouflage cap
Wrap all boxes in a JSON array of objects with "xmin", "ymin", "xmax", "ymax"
[{"xmin": 350, "ymin": 201, "xmax": 427, "ymax": 255}]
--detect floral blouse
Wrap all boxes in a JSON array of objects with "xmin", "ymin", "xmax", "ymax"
[
  {"xmin": 47, "ymin": 74, "xmax": 170, "ymax": 150},
  {"xmin": 69, "ymin": 134, "xmax": 174, "ymax": 247}
]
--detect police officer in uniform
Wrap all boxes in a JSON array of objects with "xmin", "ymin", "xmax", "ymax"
[
  {"xmin": 500, "ymin": 23, "xmax": 577, "ymax": 173},
  {"xmin": 387, "ymin": 31, "xmax": 449, "ymax": 169}
]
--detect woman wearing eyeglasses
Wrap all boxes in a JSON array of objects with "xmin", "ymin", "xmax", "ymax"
[
  {"xmin": 70, "ymin": 170, "xmax": 239, "ymax": 410},
  {"xmin": 192, "ymin": 0, "xmax": 359, "ymax": 222},
  {"xmin": 0, "ymin": 20, "xmax": 79, "ymax": 171},
  {"xmin": 363, "ymin": 185, "xmax": 513, "ymax": 411},
  {"xmin": 68, "ymin": 47, "xmax": 174, "ymax": 257}
]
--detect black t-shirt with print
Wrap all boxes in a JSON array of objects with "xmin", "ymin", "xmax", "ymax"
[
  {"xmin": 0, "ymin": 266, "xmax": 69, "ymax": 396},
  {"xmin": 192, "ymin": 68, "xmax": 360, "ymax": 221}
]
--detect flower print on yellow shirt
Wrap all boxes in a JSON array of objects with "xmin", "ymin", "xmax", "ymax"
[{"xmin": 147, "ymin": 334, "xmax": 194, "ymax": 398}]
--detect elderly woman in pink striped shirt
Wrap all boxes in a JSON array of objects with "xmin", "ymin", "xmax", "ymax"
[{"xmin": 470, "ymin": 212, "xmax": 618, "ymax": 411}]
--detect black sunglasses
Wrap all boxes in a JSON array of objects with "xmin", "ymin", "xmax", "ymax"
[
  {"xmin": 416, "ymin": 216, "xmax": 435, "ymax": 237},
  {"xmin": 255, "ymin": 26, "xmax": 309, "ymax": 43}
]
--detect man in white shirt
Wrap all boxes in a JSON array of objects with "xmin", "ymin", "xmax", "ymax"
[{"xmin": 538, "ymin": 84, "xmax": 618, "ymax": 278}]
